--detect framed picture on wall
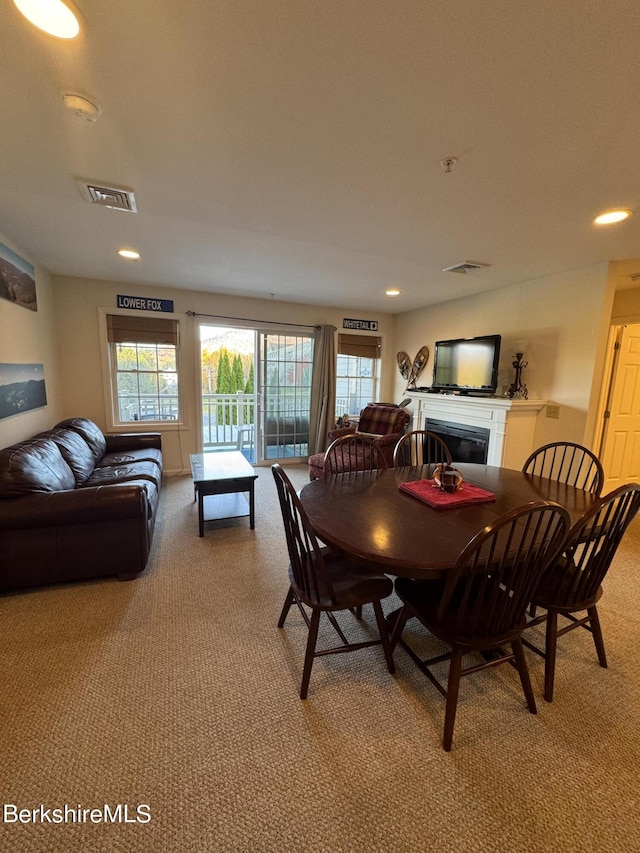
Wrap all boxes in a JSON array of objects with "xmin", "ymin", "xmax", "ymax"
[
  {"xmin": 0, "ymin": 363, "xmax": 47, "ymax": 420},
  {"xmin": 0, "ymin": 241, "xmax": 37, "ymax": 312}
]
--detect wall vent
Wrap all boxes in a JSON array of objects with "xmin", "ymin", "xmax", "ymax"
[
  {"xmin": 75, "ymin": 179, "xmax": 138, "ymax": 212},
  {"xmin": 442, "ymin": 261, "xmax": 489, "ymax": 274}
]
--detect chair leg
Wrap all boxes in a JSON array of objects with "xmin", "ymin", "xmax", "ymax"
[
  {"xmin": 389, "ymin": 605, "xmax": 410, "ymax": 652},
  {"xmin": 544, "ymin": 610, "xmax": 559, "ymax": 703},
  {"xmin": 278, "ymin": 587, "xmax": 295, "ymax": 628},
  {"xmin": 511, "ymin": 638, "xmax": 537, "ymax": 714},
  {"xmin": 372, "ymin": 599, "xmax": 395, "ymax": 675},
  {"xmin": 443, "ymin": 649, "xmax": 463, "ymax": 752},
  {"xmin": 300, "ymin": 608, "xmax": 321, "ymax": 700},
  {"xmin": 326, "ymin": 611, "xmax": 349, "ymax": 645},
  {"xmin": 588, "ymin": 605, "xmax": 608, "ymax": 668}
]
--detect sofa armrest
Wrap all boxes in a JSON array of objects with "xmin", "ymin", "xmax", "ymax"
[
  {"xmin": 372, "ymin": 432, "xmax": 404, "ymax": 449},
  {"xmin": 327, "ymin": 425, "xmax": 357, "ymax": 441},
  {"xmin": 0, "ymin": 484, "xmax": 148, "ymax": 530},
  {"xmin": 104, "ymin": 432, "xmax": 162, "ymax": 452}
]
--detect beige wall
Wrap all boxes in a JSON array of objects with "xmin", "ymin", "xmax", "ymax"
[
  {"xmin": 52, "ymin": 275, "xmax": 398, "ymax": 472},
  {"xmin": 393, "ymin": 263, "xmax": 614, "ymax": 450},
  {"xmin": 0, "ymin": 233, "xmax": 64, "ymax": 447},
  {"xmin": 2, "ymin": 245, "xmax": 626, "ymax": 470},
  {"xmin": 612, "ymin": 287, "xmax": 640, "ymax": 323}
]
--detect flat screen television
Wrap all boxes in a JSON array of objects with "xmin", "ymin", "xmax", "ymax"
[{"xmin": 430, "ymin": 334, "xmax": 501, "ymax": 395}]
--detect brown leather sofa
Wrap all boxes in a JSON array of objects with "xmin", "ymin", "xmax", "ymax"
[{"xmin": 0, "ymin": 417, "xmax": 162, "ymax": 592}]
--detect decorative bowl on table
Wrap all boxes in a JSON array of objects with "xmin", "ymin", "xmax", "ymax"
[{"xmin": 433, "ymin": 463, "xmax": 464, "ymax": 494}]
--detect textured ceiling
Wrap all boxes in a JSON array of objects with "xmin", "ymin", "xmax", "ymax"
[{"xmin": 1, "ymin": 0, "xmax": 639, "ymax": 313}]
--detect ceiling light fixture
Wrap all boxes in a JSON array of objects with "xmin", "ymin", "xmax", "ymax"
[
  {"xmin": 13, "ymin": 0, "xmax": 81, "ymax": 38},
  {"xmin": 385, "ymin": 288, "xmax": 401, "ymax": 297},
  {"xmin": 118, "ymin": 249, "xmax": 141, "ymax": 261},
  {"xmin": 62, "ymin": 93, "xmax": 100, "ymax": 121},
  {"xmin": 594, "ymin": 209, "xmax": 632, "ymax": 225}
]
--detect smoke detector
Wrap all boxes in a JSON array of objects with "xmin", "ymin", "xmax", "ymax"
[
  {"xmin": 442, "ymin": 261, "xmax": 490, "ymax": 274},
  {"xmin": 75, "ymin": 179, "xmax": 137, "ymax": 212}
]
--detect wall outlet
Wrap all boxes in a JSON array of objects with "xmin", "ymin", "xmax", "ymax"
[{"xmin": 546, "ymin": 404, "xmax": 560, "ymax": 419}]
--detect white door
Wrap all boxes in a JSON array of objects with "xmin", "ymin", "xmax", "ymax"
[{"xmin": 600, "ymin": 323, "xmax": 640, "ymax": 492}]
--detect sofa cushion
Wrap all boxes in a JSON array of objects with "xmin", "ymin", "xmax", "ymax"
[
  {"xmin": 96, "ymin": 448, "xmax": 163, "ymax": 470},
  {"xmin": 55, "ymin": 417, "xmax": 107, "ymax": 462},
  {"xmin": 0, "ymin": 438, "xmax": 76, "ymax": 497},
  {"xmin": 47, "ymin": 427, "xmax": 97, "ymax": 486},
  {"xmin": 83, "ymin": 460, "xmax": 162, "ymax": 490}
]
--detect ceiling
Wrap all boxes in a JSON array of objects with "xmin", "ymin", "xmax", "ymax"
[{"xmin": 2, "ymin": 0, "xmax": 640, "ymax": 314}]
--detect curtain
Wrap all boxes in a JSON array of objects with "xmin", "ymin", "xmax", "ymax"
[{"xmin": 308, "ymin": 324, "xmax": 336, "ymax": 454}]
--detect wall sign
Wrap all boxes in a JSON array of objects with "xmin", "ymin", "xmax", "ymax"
[
  {"xmin": 117, "ymin": 294, "xmax": 174, "ymax": 312},
  {"xmin": 343, "ymin": 318, "xmax": 378, "ymax": 331}
]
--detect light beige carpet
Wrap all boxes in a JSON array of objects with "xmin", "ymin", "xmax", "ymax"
[{"xmin": 1, "ymin": 465, "xmax": 639, "ymax": 853}]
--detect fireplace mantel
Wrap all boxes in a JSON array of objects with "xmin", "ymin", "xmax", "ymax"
[{"xmin": 408, "ymin": 393, "xmax": 547, "ymax": 470}]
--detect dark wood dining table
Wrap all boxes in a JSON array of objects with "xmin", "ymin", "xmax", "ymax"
[{"xmin": 298, "ymin": 463, "xmax": 597, "ymax": 580}]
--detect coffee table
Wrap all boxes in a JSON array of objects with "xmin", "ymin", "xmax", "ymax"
[{"xmin": 190, "ymin": 451, "xmax": 258, "ymax": 537}]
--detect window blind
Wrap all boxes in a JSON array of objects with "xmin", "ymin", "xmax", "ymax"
[
  {"xmin": 338, "ymin": 334, "xmax": 381, "ymax": 359},
  {"xmin": 107, "ymin": 314, "xmax": 178, "ymax": 345}
]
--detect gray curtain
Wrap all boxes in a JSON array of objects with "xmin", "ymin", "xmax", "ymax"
[{"xmin": 308, "ymin": 324, "xmax": 337, "ymax": 454}]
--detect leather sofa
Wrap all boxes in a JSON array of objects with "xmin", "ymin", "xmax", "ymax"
[{"xmin": 0, "ymin": 417, "xmax": 162, "ymax": 592}]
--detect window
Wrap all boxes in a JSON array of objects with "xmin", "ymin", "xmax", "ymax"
[
  {"xmin": 106, "ymin": 314, "xmax": 180, "ymax": 425},
  {"xmin": 336, "ymin": 334, "xmax": 380, "ymax": 417}
]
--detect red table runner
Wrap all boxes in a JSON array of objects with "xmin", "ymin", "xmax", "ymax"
[{"xmin": 399, "ymin": 478, "xmax": 496, "ymax": 509}]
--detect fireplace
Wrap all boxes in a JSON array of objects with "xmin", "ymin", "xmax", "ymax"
[
  {"xmin": 409, "ymin": 394, "xmax": 547, "ymax": 470},
  {"xmin": 425, "ymin": 418, "xmax": 490, "ymax": 464}
]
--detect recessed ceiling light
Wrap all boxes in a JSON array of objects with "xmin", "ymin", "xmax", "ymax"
[
  {"xmin": 594, "ymin": 209, "xmax": 633, "ymax": 225},
  {"xmin": 385, "ymin": 288, "xmax": 401, "ymax": 297},
  {"xmin": 13, "ymin": 0, "xmax": 81, "ymax": 39},
  {"xmin": 118, "ymin": 249, "xmax": 141, "ymax": 261}
]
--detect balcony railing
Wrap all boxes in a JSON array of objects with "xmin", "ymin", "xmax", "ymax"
[
  {"xmin": 202, "ymin": 392, "xmax": 255, "ymax": 449},
  {"xmin": 118, "ymin": 391, "xmax": 311, "ymax": 457},
  {"xmin": 118, "ymin": 394, "xmax": 179, "ymax": 423}
]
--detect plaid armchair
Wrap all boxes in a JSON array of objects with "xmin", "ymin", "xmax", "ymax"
[{"xmin": 308, "ymin": 403, "xmax": 410, "ymax": 480}]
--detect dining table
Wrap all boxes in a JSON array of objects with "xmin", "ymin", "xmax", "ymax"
[{"xmin": 298, "ymin": 463, "xmax": 597, "ymax": 580}]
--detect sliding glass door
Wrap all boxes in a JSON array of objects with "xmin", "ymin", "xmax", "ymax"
[
  {"xmin": 260, "ymin": 331, "xmax": 313, "ymax": 461},
  {"xmin": 199, "ymin": 323, "xmax": 314, "ymax": 464}
]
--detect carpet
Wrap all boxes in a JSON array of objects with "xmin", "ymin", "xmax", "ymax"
[{"xmin": 1, "ymin": 465, "xmax": 639, "ymax": 852}]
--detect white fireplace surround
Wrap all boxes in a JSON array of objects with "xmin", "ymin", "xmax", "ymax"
[{"xmin": 409, "ymin": 393, "xmax": 547, "ymax": 470}]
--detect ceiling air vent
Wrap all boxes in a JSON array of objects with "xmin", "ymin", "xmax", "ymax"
[
  {"xmin": 442, "ymin": 261, "xmax": 489, "ymax": 274},
  {"xmin": 75, "ymin": 179, "xmax": 138, "ymax": 213}
]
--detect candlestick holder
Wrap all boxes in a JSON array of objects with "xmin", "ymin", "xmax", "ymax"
[{"xmin": 507, "ymin": 352, "xmax": 528, "ymax": 400}]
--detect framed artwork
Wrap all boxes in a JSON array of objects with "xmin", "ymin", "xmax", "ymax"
[
  {"xmin": 0, "ymin": 363, "xmax": 47, "ymax": 420},
  {"xmin": 0, "ymin": 241, "xmax": 37, "ymax": 311}
]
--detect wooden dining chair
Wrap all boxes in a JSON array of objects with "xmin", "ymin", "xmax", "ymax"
[
  {"xmin": 390, "ymin": 501, "xmax": 570, "ymax": 751},
  {"xmin": 522, "ymin": 441, "xmax": 605, "ymax": 496},
  {"xmin": 272, "ymin": 464, "xmax": 395, "ymax": 699},
  {"xmin": 392, "ymin": 429, "xmax": 453, "ymax": 469},
  {"xmin": 523, "ymin": 482, "xmax": 640, "ymax": 702},
  {"xmin": 323, "ymin": 433, "xmax": 388, "ymax": 478}
]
